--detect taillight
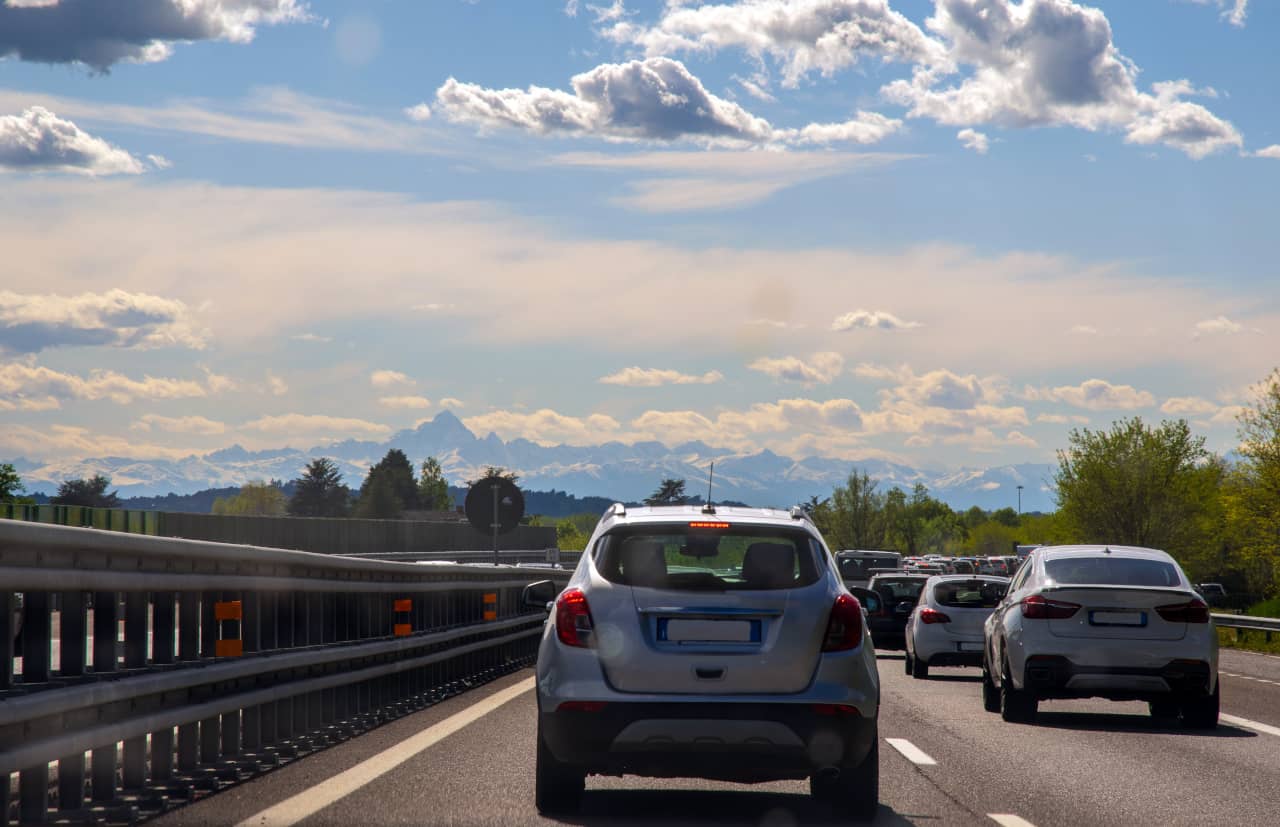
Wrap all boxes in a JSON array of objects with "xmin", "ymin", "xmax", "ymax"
[
  {"xmin": 555, "ymin": 588, "xmax": 594, "ymax": 647},
  {"xmin": 1020, "ymin": 594, "xmax": 1080, "ymax": 620},
  {"xmin": 1157, "ymin": 598, "xmax": 1210, "ymax": 624},
  {"xmin": 918, "ymin": 607, "xmax": 951, "ymax": 624},
  {"xmin": 822, "ymin": 594, "xmax": 863, "ymax": 651},
  {"xmin": 811, "ymin": 703, "xmax": 861, "ymax": 717}
]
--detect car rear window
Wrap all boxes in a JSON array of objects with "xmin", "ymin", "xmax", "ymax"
[
  {"xmin": 872, "ymin": 578, "xmax": 927, "ymax": 602},
  {"xmin": 594, "ymin": 526, "xmax": 821, "ymax": 591},
  {"xmin": 934, "ymin": 580, "xmax": 1007, "ymax": 608},
  {"xmin": 1045, "ymin": 557, "xmax": 1182, "ymax": 587}
]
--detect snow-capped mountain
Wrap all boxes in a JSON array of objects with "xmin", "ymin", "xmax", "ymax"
[{"xmin": 8, "ymin": 411, "xmax": 1058, "ymax": 512}]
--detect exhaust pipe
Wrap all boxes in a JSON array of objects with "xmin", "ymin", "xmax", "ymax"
[{"xmin": 815, "ymin": 766, "xmax": 841, "ymax": 780}]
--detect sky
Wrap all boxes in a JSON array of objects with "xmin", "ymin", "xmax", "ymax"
[{"xmin": 0, "ymin": 0, "xmax": 1277, "ymax": 476}]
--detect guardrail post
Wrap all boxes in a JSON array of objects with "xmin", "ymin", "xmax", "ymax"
[
  {"xmin": 125, "ymin": 592, "xmax": 147, "ymax": 668},
  {"xmin": 151, "ymin": 727, "xmax": 174, "ymax": 782},
  {"xmin": 200, "ymin": 715, "xmax": 220, "ymax": 764},
  {"xmin": 179, "ymin": 592, "xmax": 199, "ymax": 662},
  {"xmin": 60, "ymin": 591, "xmax": 86, "ymax": 677},
  {"xmin": 0, "ymin": 592, "xmax": 14, "ymax": 690},
  {"xmin": 123, "ymin": 736, "xmax": 146, "ymax": 789},
  {"xmin": 19, "ymin": 763, "xmax": 48, "ymax": 823},
  {"xmin": 178, "ymin": 724, "xmax": 198, "ymax": 773},
  {"xmin": 242, "ymin": 592, "xmax": 261, "ymax": 654},
  {"xmin": 91, "ymin": 742, "xmax": 116, "ymax": 802},
  {"xmin": 92, "ymin": 591, "xmax": 119, "ymax": 673},
  {"xmin": 20, "ymin": 590, "xmax": 51, "ymax": 683},
  {"xmin": 200, "ymin": 592, "xmax": 217, "ymax": 658},
  {"xmin": 153, "ymin": 592, "xmax": 175, "ymax": 664}
]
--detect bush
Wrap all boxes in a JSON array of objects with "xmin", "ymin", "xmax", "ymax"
[{"xmin": 1246, "ymin": 596, "xmax": 1280, "ymax": 618}]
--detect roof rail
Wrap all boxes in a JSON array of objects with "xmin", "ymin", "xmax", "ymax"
[
  {"xmin": 606, "ymin": 502, "xmax": 626, "ymax": 519},
  {"xmin": 790, "ymin": 505, "xmax": 811, "ymax": 522}
]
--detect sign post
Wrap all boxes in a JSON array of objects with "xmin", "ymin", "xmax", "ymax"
[{"xmin": 464, "ymin": 477, "xmax": 525, "ymax": 566}]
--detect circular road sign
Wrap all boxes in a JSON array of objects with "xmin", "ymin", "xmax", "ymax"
[{"xmin": 464, "ymin": 477, "xmax": 525, "ymax": 536}]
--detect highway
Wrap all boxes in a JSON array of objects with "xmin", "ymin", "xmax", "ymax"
[{"xmin": 152, "ymin": 646, "xmax": 1280, "ymax": 827}]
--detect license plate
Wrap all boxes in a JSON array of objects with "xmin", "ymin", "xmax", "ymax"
[
  {"xmin": 1089, "ymin": 610, "xmax": 1146, "ymax": 627},
  {"xmin": 958, "ymin": 641, "xmax": 983, "ymax": 652},
  {"xmin": 661, "ymin": 619, "xmax": 755, "ymax": 643}
]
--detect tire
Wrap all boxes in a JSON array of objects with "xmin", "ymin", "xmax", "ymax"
[
  {"xmin": 911, "ymin": 653, "xmax": 929, "ymax": 680},
  {"xmin": 811, "ymin": 734, "xmax": 879, "ymax": 822},
  {"xmin": 1181, "ymin": 684, "xmax": 1220, "ymax": 730},
  {"xmin": 1148, "ymin": 699, "xmax": 1180, "ymax": 720},
  {"xmin": 535, "ymin": 726, "xmax": 585, "ymax": 815},
  {"xmin": 903, "ymin": 651, "xmax": 913, "ymax": 676},
  {"xmin": 999, "ymin": 657, "xmax": 1037, "ymax": 723},
  {"xmin": 982, "ymin": 662, "xmax": 1001, "ymax": 713}
]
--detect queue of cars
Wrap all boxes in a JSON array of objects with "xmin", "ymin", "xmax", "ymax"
[{"xmin": 528, "ymin": 516, "xmax": 1220, "ymax": 817}]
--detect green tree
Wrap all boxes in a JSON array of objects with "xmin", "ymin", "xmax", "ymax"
[
  {"xmin": 288, "ymin": 458, "xmax": 350, "ymax": 517},
  {"xmin": 646, "ymin": 478, "xmax": 687, "ymax": 506},
  {"xmin": 418, "ymin": 456, "xmax": 452, "ymax": 511},
  {"xmin": 52, "ymin": 474, "xmax": 119, "ymax": 508},
  {"xmin": 0, "ymin": 462, "xmax": 24, "ymax": 501},
  {"xmin": 1054, "ymin": 417, "xmax": 1222, "ymax": 558},
  {"xmin": 357, "ymin": 449, "xmax": 419, "ymax": 516},
  {"xmin": 966, "ymin": 520, "xmax": 1022, "ymax": 556},
  {"xmin": 355, "ymin": 470, "xmax": 403, "ymax": 519},
  {"xmin": 1223, "ymin": 369, "xmax": 1280, "ymax": 595},
  {"xmin": 989, "ymin": 507, "xmax": 1021, "ymax": 528},
  {"xmin": 213, "ymin": 481, "xmax": 288, "ymax": 516},
  {"xmin": 821, "ymin": 469, "xmax": 886, "ymax": 550},
  {"xmin": 473, "ymin": 466, "xmax": 519, "ymax": 484}
]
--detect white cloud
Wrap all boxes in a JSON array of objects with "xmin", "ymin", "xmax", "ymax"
[
  {"xmin": 0, "ymin": 424, "xmax": 193, "ymax": 462},
  {"xmin": 436, "ymin": 57, "xmax": 900, "ymax": 148},
  {"xmin": 404, "ymin": 103, "xmax": 432, "ymax": 122},
  {"xmin": 734, "ymin": 75, "xmax": 776, "ymax": 103},
  {"xmin": 1, "ymin": 107, "xmax": 147, "ymax": 175},
  {"xmin": 599, "ymin": 367, "xmax": 724, "ymax": 387},
  {"xmin": 131, "ymin": 414, "xmax": 226, "ymax": 435},
  {"xmin": 883, "ymin": 0, "xmax": 1242, "ymax": 159},
  {"xmin": 1185, "ymin": 0, "xmax": 1249, "ymax": 27},
  {"xmin": 0, "ymin": 0, "xmax": 311, "ymax": 70},
  {"xmin": 1161, "ymin": 396, "xmax": 1218, "ymax": 416},
  {"xmin": 748, "ymin": 352, "xmax": 844, "ymax": 386},
  {"xmin": 564, "ymin": 0, "xmax": 581, "ymax": 18},
  {"xmin": 1255, "ymin": 145, "xmax": 1280, "ymax": 159},
  {"xmin": 0, "ymin": 288, "xmax": 204, "ymax": 354},
  {"xmin": 370, "ymin": 369, "xmax": 414, "ymax": 389},
  {"xmin": 1193, "ymin": 315, "xmax": 1243, "ymax": 337},
  {"xmin": 266, "ymin": 373, "xmax": 288, "ymax": 396},
  {"xmin": 439, "ymin": 397, "xmax": 465, "ymax": 410},
  {"xmin": 379, "ymin": 395, "xmax": 432, "ymax": 409},
  {"xmin": 1035, "ymin": 413, "xmax": 1089, "ymax": 425},
  {"xmin": 463, "ymin": 409, "xmax": 623, "ymax": 446},
  {"xmin": 603, "ymin": 0, "xmax": 946, "ymax": 88},
  {"xmin": 957, "ymin": 127, "xmax": 989, "ymax": 154},
  {"xmin": 832, "ymin": 309, "xmax": 921, "ymax": 331},
  {"xmin": 242, "ymin": 413, "xmax": 391, "ymax": 440},
  {"xmin": 291, "ymin": 332, "xmax": 331, "ymax": 343},
  {"xmin": 1070, "ymin": 325, "xmax": 1100, "ymax": 336},
  {"xmin": 0, "ymin": 361, "xmax": 210, "ymax": 407},
  {"xmin": 1023, "ymin": 379, "xmax": 1155, "ymax": 410}
]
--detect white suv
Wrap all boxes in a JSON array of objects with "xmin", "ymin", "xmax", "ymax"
[
  {"xmin": 982, "ymin": 545, "xmax": 1218, "ymax": 727},
  {"xmin": 526, "ymin": 504, "xmax": 881, "ymax": 819}
]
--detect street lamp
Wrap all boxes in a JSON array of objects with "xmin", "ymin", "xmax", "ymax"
[{"xmin": 1016, "ymin": 484, "xmax": 1024, "ymax": 515}]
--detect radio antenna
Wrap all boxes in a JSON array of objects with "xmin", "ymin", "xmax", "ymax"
[{"xmin": 702, "ymin": 462, "xmax": 716, "ymax": 514}]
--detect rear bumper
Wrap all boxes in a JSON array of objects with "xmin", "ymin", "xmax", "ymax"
[
  {"xmin": 868, "ymin": 618, "xmax": 906, "ymax": 648},
  {"xmin": 1021, "ymin": 655, "xmax": 1214, "ymax": 700},
  {"xmin": 540, "ymin": 702, "xmax": 877, "ymax": 781}
]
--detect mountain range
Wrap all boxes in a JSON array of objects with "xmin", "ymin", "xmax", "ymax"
[{"xmin": 7, "ymin": 411, "xmax": 1058, "ymax": 512}]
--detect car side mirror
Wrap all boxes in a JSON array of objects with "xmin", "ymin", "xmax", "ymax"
[{"xmin": 522, "ymin": 580, "xmax": 557, "ymax": 611}]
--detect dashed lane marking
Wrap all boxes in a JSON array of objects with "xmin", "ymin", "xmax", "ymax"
[
  {"xmin": 988, "ymin": 815, "xmax": 1037, "ymax": 827},
  {"xmin": 1221, "ymin": 713, "xmax": 1280, "ymax": 738},
  {"xmin": 235, "ymin": 676, "xmax": 536, "ymax": 827},
  {"xmin": 885, "ymin": 738, "xmax": 937, "ymax": 766},
  {"xmin": 1222, "ymin": 671, "xmax": 1277, "ymax": 685}
]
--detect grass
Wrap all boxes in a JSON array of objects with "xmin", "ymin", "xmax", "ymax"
[{"xmin": 1218, "ymin": 626, "xmax": 1280, "ymax": 655}]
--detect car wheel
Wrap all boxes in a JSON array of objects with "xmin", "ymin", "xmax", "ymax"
[
  {"xmin": 911, "ymin": 653, "xmax": 929, "ymax": 679},
  {"xmin": 999, "ymin": 657, "xmax": 1036, "ymax": 723},
  {"xmin": 1180, "ymin": 684, "xmax": 1220, "ymax": 730},
  {"xmin": 981, "ymin": 662, "xmax": 1001, "ymax": 713},
  {"xmin": 1148, "ymin": 699, "xmax": 1180, "ymax": 720},
  {"xmin": 903, "ymin": 650, "xmax": 913, "ymax": 676},
  {"xmin": 811, "ymin": 732, "xmax": 879, "ymax": 822},
  {"xmin": 535, "ymin": 724, "xmax": 585, "ymax": 814}
]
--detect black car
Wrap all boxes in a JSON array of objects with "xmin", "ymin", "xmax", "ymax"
[{"xmin": 865, "ymin": 574, "xmax": 932, "ymax": 649}]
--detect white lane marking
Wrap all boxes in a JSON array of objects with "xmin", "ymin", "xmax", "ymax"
[
  {"xmin": 989, "ymin": 815, "xmax": 1037, "ymax": 827},
  {"xmin": 235, "ymin": 676, "xmax": 536, "ymax": 827},
  {"xmin": 885, "ymin": 738, "xmax": 937, "ymax": 766},
  {"xmin": 1221, "ymin": 713, "xmax": 1280, "ymax": 738}
]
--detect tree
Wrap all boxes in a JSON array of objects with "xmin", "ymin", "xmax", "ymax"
[
  {"xmin": 1054, "ymin": 417, "xmax": 1221, "ymax": 557},
  {"xmin": 0, "ymin": 463, "xmax": 23, "ymax": 502},
  {"xmin": 288, "ymin": 458, "xmax": 350, "ymax": 517},
  {"xmin": 646, "ymin": 478, "xmax": 687, "ymax": 506},
  {"xmin": 989, "ymin": 507, "xmax": 1021, "ymax": 528},
  {"xmin": 473, "ymin": 466, "xmax": 519, "ymax": 484},
  {"xmin": 213, "ymin": 481, "xmax": 288, "ymax": 516},
  {"xmin": 52, "ymin": 474, "xmax": 119, "ymax": 508},
  {"xmin": 355, "ymin": 470, "xmax": 403, "ymax": 519},
  {"xmin": 1223, "ymin": 369, "xmax": 1280, "ymax": 595},
  {"xmin": 820, "ymin": 469, "xmax": 886, "ymax": 550},
  {"xmin": 357, "ymin": 449, "xmax": 419, "ymax": 516},
  {"xmin": 418, "ymin": 457, "xmax": 452, "ymax": 511}
]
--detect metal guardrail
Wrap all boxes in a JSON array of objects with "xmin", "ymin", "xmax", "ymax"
[
  {"xmin": 1212, "ymin": 612, "xmax": 1280, "ymax": 633},
  {"xmin": 340, "ymin": 548, "xmax": 582, "ymax": 567},
  {"xmin": 1, "ymin": 520, "xmax": 569, "ymax": 825}
]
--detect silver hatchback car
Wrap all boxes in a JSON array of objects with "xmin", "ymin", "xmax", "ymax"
[{"xmin": 527, "ymin": 504, "xmax": 881, "ymax": 819}]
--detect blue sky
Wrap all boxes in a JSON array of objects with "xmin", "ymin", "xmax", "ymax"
[{"xmin": 1, "ymin": 0, "xmax": 1277, "ymax": 477}]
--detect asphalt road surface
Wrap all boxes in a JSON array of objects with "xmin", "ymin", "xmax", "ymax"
[{"xmin": 153, "ymin": 646, "xmax": 1280, "ymax": 827}]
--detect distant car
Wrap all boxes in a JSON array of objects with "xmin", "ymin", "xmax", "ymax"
[
  {"xmin": 983, "ymin": 545, "xmax": 1218, "ymax": 728},
  {"xmin": 905, "ymin": 576, "xmax": 1009, "ymax": 679},
  {"xmin": 951, "ymin": 560, "xmax": 976, "ymax": 575},
  {"xmin": 866, "ymin": 573, "xmax": 932, "ymax": 649},
  {"xmin": 836, "ymin": 549, "xmax": 903, "ymax": 588},
  {"xmin": 532, "ymin": 505, "xmax": 881, "ymax": 818},
  {"xmin": 1196, "ymin": 583, "xmax": 1227, "ymax": 607}
]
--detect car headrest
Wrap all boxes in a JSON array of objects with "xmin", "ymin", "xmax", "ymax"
[
  {"xmin": 620, "ymin": 539, "xmax": 668, "ymax": 587},
  {"xmin": 742, "ymin": 542, "xmax": 796, "ymax": 588}
]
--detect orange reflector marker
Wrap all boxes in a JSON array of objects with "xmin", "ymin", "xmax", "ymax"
[
  {"xmin": 483, "ymin": 610, "xmax": 498, "ymax": 621},
  {"xmin": 483, "ymin": 592, "xmax": 497, "ymax": 604},
  {"xmin": 394, "ymin": 623, "xmax": 412, "ymax": 637},
  {"xmin": 483, "ymin": 592, "xmax": 498, "ymax": 621},
  {"xmin": 689, "ymin": 521, "xmax": 731, "ymax": 529},
  {"xmin": 394, "ymin": 599, "xmax": 412, "ymax": 613},
  {"xmin": 215, "ymin": 639, "xmax": 243, "ymax": 658},
  {"xmin": 214, "ymin": 600, "xmax": 242, "ymax": 621}
]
